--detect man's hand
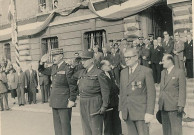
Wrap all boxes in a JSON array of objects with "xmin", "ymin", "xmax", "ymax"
[
  {"xmin": 183, "ymin": 56, "xmax": 186, "ymax": 62},
  {"xmin": 144, "ymin": 113, "xmax": 154, "ymax": 123},
  {"xmin": 143, "ymin": 56, "xmax": 146, "ymax": 60},
  {"xmin": 97, "ymin": 107, "xmax": 106, "ymax": 114},
  {"xmin": 67, "ymin": 100, "xmax": 75, "ymax": 108},
  {"xmin": 119, "ymin": 111, "xmax": 123, "ymax": 120},
  {"xmin": 40, "ymin": 54, "xmax": 49, "ymax": 63},
  {"xmin": 177, "ymin": 106, "xmax": 184, "ymax": 114},
  {"xmin": 159, "ymin": 61, "xmax": 162, "ymax": 65},
  {"xmin": 148, "ymin": 61, "xmax": 151, "ymax": 64}
]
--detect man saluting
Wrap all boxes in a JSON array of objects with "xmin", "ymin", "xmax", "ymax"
[{"xmin": 38, "ymin": 48, "xmax": 77, "ymax": 135}]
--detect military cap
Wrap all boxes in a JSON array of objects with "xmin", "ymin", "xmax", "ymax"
[
  {"xmin": 138, "ymin": 37, "xmax": 144, "ymax": 40},
  {"xmin": 116, "ymin": 39, "xmax": 121, "ymax": 43},
  {"xmin": 174, "ymin": 32, "xmax": 180, "ymax": 36},
  {"xmin": 148, "ymin": 34, "xmax": 154, "ymax": 37},
  {"xmin": 127, "ymin": 39, "xmax": 133, "ymax": 42},
  {"xmin": 51, "ymin": 48, "xmax": 64, "ymax": 56},
  {"xmin": 80, "ymin": 51, "xmax": 93, "ymax": 59},
  {"xmin": 109, "ymin": 39, "xmax": 113, "ymax": 42}
]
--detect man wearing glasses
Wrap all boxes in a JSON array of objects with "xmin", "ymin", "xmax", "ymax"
[{"xmin": 119, "ymin": 48, "xmax": 156, "ymax": 135}]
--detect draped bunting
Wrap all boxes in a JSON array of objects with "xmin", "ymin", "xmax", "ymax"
[{"xmin": 88, "ymin": 0, "xmax": 160, "ymax": 21}]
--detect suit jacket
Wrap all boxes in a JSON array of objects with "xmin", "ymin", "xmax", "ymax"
[
  {"xmin": 150, "ymin": 46, "xmax": 163, "ymax": 64},
  {"xmin": 25, "ymin": 69, "xmax": 38, "ymax": 90},
  {"xmin": 184, "ymin": 40, "xmax": 193, "ymax": 59},
  {"xmin": 141, "ymin": 45, "xmax": 151, "ymax": 61},
  {"xmin": 0, "ymin": 72, "xmax": 8, "ymax": 94},
  {"xmin": 15, "ymin": 72, "xmax": 26, "ymax": 89},
  {"xmin": 7, "ymin": 73, "xmax": 17, "ymax": 90},
  {"xmin": 39, "ymin": 72, "xmax": 51, "ymax": 86},
  {"xmin": 119, "ymin": 65, "xmax": 156, "ymax": 121},
  {"xmin": 101, "ymin": 53, "xmax": 112, "ymax": 62},
  {"xmin": 106, "ymin": 71, "xmax": 119, "ymax": 108},
  {"xmin": 173, "ymin": 40, "xmax": 184, "ymax": 60},
  {"xmin": 158, "ymin": 67, "xmax": 186, "ymax": 111},
  {"xmin": 162, "ymin": 38, "xmax": 174, "ymax": 55},
  {"xmin": 110, "ymin": 53, "xmax": 120, "ymax": 68},
  {"xmin": 38, "ymin": 61, "xmax": 77, "ymax": 108}
]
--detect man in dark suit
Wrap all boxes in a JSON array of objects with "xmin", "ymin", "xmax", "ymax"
[
  {"xmin": 15, "ymin": 67, "xmax": 26, "ymax": 106},
  {"xmin": 72, "ymin": 51, "xmax": 110, "ymax": 135},
  {"xmin": 119, "ymin": 48, "xmax": 156, "ymax": 135},
  {"xmin": 100, "ymin": 60, "xmax": 122, "ymax": 135},
  {"xmin": 162, "ymin": 31, "xmax": 174, "ymax": 55},
  {"xmin": 110, "ymin": 48, "xmax": 121, "ymax": 86},
  {"xmin": 25, "ymin": 64, "xmax": 38, "ymax": 104},
  {"xmin": 39, "ymin": 72, "xmax": 51, "ymax": 103},
  {"xmin": 158, "ymin": 54, "xmax": 186, "ymax": 135},
  {"xmin": 38, "ymin": 48, "xmax": 77, "ymax": 135},
  {"xmin": 148, "ymin": 34, "xmax": 154, "ymax": 45},
  {"xmin": 101, "ymin": 47, "xmax": 112, "ymax": 62},
  {"xmin": 150, "ymin": 40, "xmax": 164, "ymax": 84},
  {"xmin": 184, "ymin": 33, "xmax": 193, "ymax": 78},
  {"xmin": 137, "ymin": 37, "xmax": 145, "ymax": 65}
]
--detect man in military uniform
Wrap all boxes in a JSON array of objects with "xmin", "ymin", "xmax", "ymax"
[
  {"xmin": 159, "ymin": 54, "xmax": 186, "ymax": 135},
  {"xmin": 39, "ymin": 72, "xmax": 51, "ymax": 103},
  {"xmin": 173, "ymin": 32, "xmax": 185, "ymax": 69},
  {"xmin": 162, "ymin": 31, "xmax": 174, "ymax": 55},
  {"xmin": 72, "ymin": 51, "xmax": 110, "ymax": 135},
  {"xmin": 100, "ymin": 60, "xmax": 122, "ymax": 135},
  {"xmin": 38, "ymin": 48, "xmax": 77, "ymax": 135},
  {"xmin": 119, "ymin": 48, "xmax": 156, "ymax": 135},
  {"xmin": 141, "ymin": 39, "xmax": 151, "ymax": 68},
  {"xmin": 184, "ymin": 33, "xmax": 193, "ymax": 78}
]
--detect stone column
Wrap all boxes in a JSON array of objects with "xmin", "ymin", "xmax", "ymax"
[{"xmin": 167, "ymin": 0, "xmax": 192, "ymax": 40}]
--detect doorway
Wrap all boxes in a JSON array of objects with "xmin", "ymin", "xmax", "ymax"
[{"xmin": 151, "ymin": 3, "xmax": 173, "ymax": 38}]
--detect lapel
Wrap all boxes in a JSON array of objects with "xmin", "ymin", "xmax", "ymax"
[
  {"xmin": 162, "ymin": 67, "xmax": 175, "ymax": 90},
  {"xmin": 127, "ymin": 65, "xmax": 141, "ymax": 86}
]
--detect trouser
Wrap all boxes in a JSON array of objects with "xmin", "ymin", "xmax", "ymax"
[
  {"xmin": 125, "ymin": 120, "xmax": 149, "ymax": 135},
  {"xmin": 185, "ymin": 59, "xmax": 193, "ymax": 78},
  {"xmin": 52, "ymin": 108, "xmax": 72, "ymax": 135},
  {"xmin": 28, "ymin": 89, "xmax": 36, "ymax": 104},
  {"xmin": 161, "ymin": 111, "xmax": 182, "ymax": 135},
  {"xmin": 151, "ymin": 63, "xmax": 161, "ymax": 83},
  {"xmin": 0, "ymin": 93, "xmax": 9, "ymax": 110},
  {"xmin": 112, "ymin": 67, "xmax": 120, "ymax": 86},
  {"xmin": 103, "ymin": 106, "xmax": 122, "ymax": 135},
  {"xmin": 174, "ymin": 56, "xmax": 184, "ymax": 69},
  {"xmin": 40, "ymin": 84, "xmax": 49, "ymax": 102},
  {"xmin": 80, "ymin": 95, "xmax": 103, "ymax": 135},
  {"xmin": 16, "ymin": 84, "xmax": 26, "ymax": 105}
]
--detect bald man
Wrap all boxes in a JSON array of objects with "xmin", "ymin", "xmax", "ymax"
[{"xmin": 119, "ymin": 48, "xmax": 156, "ymax": 135}]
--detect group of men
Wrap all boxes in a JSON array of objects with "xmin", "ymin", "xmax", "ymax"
[
  {"xmin": 0, "ymin": 59, "xmax": 52, "ymax": 110},
  {"xmin": 38, "ymin": 29, "xmax": 189, "ymax": 135}
]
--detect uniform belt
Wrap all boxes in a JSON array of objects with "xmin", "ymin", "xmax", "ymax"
[{"xmin": 80, "ymin": 93, "xmax": 101, "ymax": 98}]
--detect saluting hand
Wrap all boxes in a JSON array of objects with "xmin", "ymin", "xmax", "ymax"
[{"xmin": 40, "ymin": 53, "xmax": 50, "ymax": 63}]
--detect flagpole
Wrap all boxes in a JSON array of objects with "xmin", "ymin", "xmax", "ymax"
[{"xmin": 9, "ymin": 0, "xmax": 19, "ymax": 68}]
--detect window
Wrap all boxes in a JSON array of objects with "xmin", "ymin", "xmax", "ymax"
[
  {"xmin": 52, "ymin": 0, "xmax": 58, "ymax": 10},
  {"xmin": 41, "ymin": 37, "xmax": 58, "ymax": 62},
  {"xmin": 39, "ymin": 0, "xmax": 46, "ymax": 12},
  {"xmin": 84, "ymin": 30, "xmax": 107, "ymax": 50},
  {"xmin": 4, "ymin": 43, "xmax": 11, "ymax": 61}
]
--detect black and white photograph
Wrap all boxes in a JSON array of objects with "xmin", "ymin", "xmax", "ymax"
[{"xmin": 0, "ymin": 0, "xmax": 193, "ymax": 135}]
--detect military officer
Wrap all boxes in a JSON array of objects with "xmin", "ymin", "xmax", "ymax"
[
  {"xmin": 141, "ymin": 39, "xmax": 151, "ymax": 67},
  {"xmin": 184, "ymin": 33, "xmax": 193, "ymax": 78},
  {"xmin": 162, "ymin": 31, "xmax": 174, "ymax": 55},
  {"xmin": 100, "ymin": 60, "xmax": 122, "ymax": 135},
  {"xmin": 119, "ymin": 48, "xmax": 156, "ymax": 135},
  {"xmin": 38, "ymin": 48, "xmax": 77, "ymax": 135},
  {"xmin": 159, "ymin": 54, "xmax": 186, "ymax": 135},
  {"xmin": 173, "ymin": 32, "xmax": 185, "ymax": 69},
  {"xmin": 72, "ymin": 51, "xmax": 110, "ymax": 135}
]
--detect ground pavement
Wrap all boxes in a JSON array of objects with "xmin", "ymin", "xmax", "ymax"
[{"xmin": 0, "ymin": 88, "xmax": 194, "ymax": 135}]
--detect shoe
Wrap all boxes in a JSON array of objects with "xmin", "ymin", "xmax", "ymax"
[{"xmin": 6, "ymin": 108, "xmax": 11, "ymax": 111}]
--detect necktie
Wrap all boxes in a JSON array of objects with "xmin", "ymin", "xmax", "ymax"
[{"xmin": 129, "ymin": 67, "xmax": 133, "ymax": 75}]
